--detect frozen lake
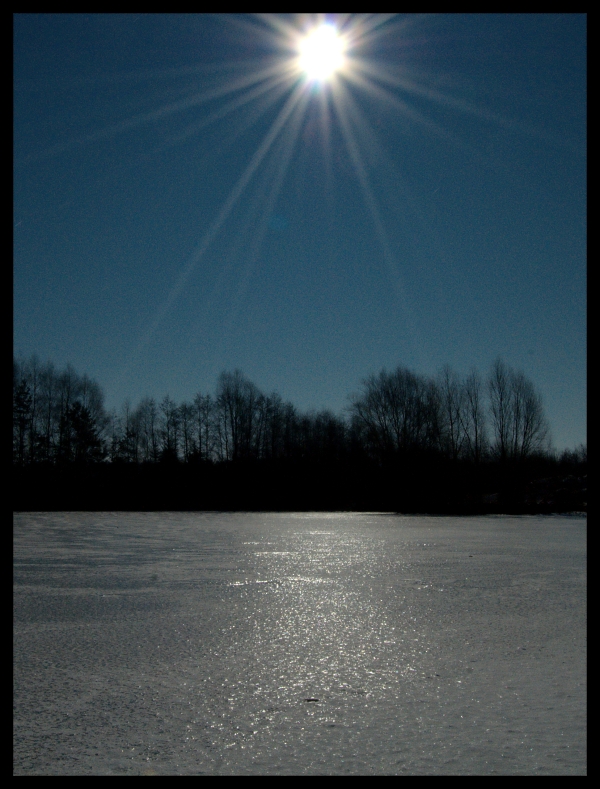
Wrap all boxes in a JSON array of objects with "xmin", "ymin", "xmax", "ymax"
[{"xmin": 13, "ymin": 512, "xmax": 586, "ymax": 775}]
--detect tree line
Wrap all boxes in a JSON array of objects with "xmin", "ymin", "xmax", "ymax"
[
  {"xmin": 12, "ymin": 355, "xmax": 558, "ymax": 466},
  {"xmin": 13, "ymin": 354, "xmax": 586, "ymax": 511}
]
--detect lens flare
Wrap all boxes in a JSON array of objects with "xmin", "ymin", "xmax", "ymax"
[
  {"xmin": 298, "ymin": 24, "xmax": 345, "ymax": 81},
  {"xmin": 96, "ymin": 13, "xmax": 479, "ymax": 369}
]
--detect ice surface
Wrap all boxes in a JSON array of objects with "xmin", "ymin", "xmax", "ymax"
[{"xmin": 13, "ymin": 512, "xmax": 586, "ymax": 775}]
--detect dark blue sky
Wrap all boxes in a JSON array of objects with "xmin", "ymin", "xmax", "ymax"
[{"xmin": 14, "ymin": 14, "xmax": 586, "ymax": 450}]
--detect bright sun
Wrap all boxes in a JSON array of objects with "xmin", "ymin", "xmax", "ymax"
[{"xmin": 298, "ymin": 24, "xmax": 345, "ymax": 81}]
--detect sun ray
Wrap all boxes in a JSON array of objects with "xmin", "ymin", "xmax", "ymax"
[
  {"xmin": 119, "ymin": 11, "xmax": 540, "ymax": 375},
  {"xmin": 126, "ymin": 14, "xmax": 423, "ymax": 364},
  {"xmin": 129, "ymin": 77, "xmax": 309, "ymax": 362},
  {"xmin": 15, "ymin": 56, "xmax": 296, "ymax": 167},
  {"xmin": 188, "ymin": 86, "xmax": 313, "ymax": 348},
  {"xmin": 253, "ymin": 12, "xmax": 304, "ymax": 43},
  {"xmin": 330, "ymin": 78, "xmax": 425, "ymax": 365},
  {"xmin": 160, "ymin": 67, "xmax": 297, "ymax": 148},
  {"xmin": 343, "ymin": 63, "xmax": 454, "ymax": 144},
  {"xmin": 217, "ymin": 97, "xmax": 312, "ymax": 344}
]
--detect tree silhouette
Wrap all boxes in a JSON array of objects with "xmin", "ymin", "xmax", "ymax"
[
  {"xmin": 192, "ymin": 393, "xmax": 214, "ymax": 462},
  {"xmin": 488, "ymin": 358, "xmax": 550, "ymax": 462},
  {"xmin": 509, "ymin": 369, "xmax": 550, "ymax": 460},
  {"xmin": 134, "ymin": 397, "xmax": 160, "ymax": 462},
  {"xmin": 437, "ymin": 365, "xmax": 465, "ymax": 461},
  {"xmin": 159, "ymin": 395, "xmax": 180, "ymax": 463},
  {"xmin": 63, "ymin": 402, "xmax": 105, "ymax": 464},
  {"xmin": 488, "ymin": 358, "xmax": 512, "ymax": 462},
  {"xmin": 13, "ymin": 378, "xmax": 32, "ymax": 465},
  {"xmin": 215, "ymin": 370, "xmax": 263, "ymax": 461},
  {"xmin": 15, "ymin": 353, "xmax": 579, "ymax": 512},
  {"xmin": 349, "ymin": 366, "xmax": 441, "ymax": 461},
  {"xmin": 459, "ymin": 369, "xmax": 487, "ymax": 464}
]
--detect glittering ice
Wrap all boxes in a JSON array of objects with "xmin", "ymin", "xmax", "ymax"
[{"xmin": 13, "ymin": 512, "xmax": 586, "ymax": 775}]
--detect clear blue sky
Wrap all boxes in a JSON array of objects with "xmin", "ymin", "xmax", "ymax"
[{"xmin": 14, "ymin": 14, "xmax": 586, "ymax": 450}]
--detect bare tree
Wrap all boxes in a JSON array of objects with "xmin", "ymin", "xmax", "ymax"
[
  {"xmin": 302, "ymin": 410, "xmax": 347, "ymax": 462},
  {"xmin": 106, "ymin": 408, "xmax": 121, "ymax": 462},
  {"xmin": 159, "ymin": 395, "xmax": 180, "ymax": 462},
  {"xmin": 13, "ymin": 378, "xmax": 32, "ymax": 465},
  {"xmin": 21, "ymin": 354, "xmax": 42, "ymax": 463},
  {"xmin": 215, "ymin": 370, "xmax": 264, "ymax": 461},
  {"xmin": 193, "ymin": 393, "xmax": 214, "ymax": 462},
  {"xmin": 488, "ymin": 358, "xmax": 512, "ymax": 462},
  {"xmin": 37, "ymin": 361, "xmax": 58, "ymax": 462},
  {"xmin": 115, "ymin": 399, "xmax": 139, "ymax": 462},
  {"xmin": 509, "ymin": 370, "xmax": 550, "ymax": 459},
  {"xmin": 178, "ymin": 402, "xmax": 195, "ymax": 463},
  {"xmin": 56, "ymin": 364, "xmax": 83, "ymax": 462},
  {"xmin": 260, "ymin": 393, "xmax": 298, "ymax": 460},
  {"xmin": 260, "ymin": 393, "xmax": 281, "ymax": 460},
  {"xmin": 135, "ymin": 397, "xmax": 160, "ymax": 462},
  {"xmin": 437, "ymin": 365, "xmax": 465, "ymax": 461},
  {"xmin": 488, "ymin": 358, "xmax": 550, "ymax": 461},
  {"xmin": 460, "ymin": 368, "xmax": 487, "ymax": 464},
  {"xmin": 349, "ymin": 366, "xmax": 441, "ymax": 460}
]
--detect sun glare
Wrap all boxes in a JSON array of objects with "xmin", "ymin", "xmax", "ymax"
[
  {"xmin": 125, "ymin": 14, "xmax": 439, "ymax": 355},
  {"xmin": 298, "ymin": 24, "xmax": 345, "ymax": 81}
]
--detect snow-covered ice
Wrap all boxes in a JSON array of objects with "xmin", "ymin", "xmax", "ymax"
[{"xmin": 13, "ymin": 512, "xmax": 586, "ymax": 775}]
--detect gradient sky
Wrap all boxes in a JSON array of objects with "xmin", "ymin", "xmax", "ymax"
[{"xmin": 14, "ymin": 14, "xmax": 586, "ymax": 450}]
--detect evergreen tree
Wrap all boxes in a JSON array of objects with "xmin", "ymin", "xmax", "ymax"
[{"xmin": 64, "ymin": 402, "xmax": 105, "ymax": 463}]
